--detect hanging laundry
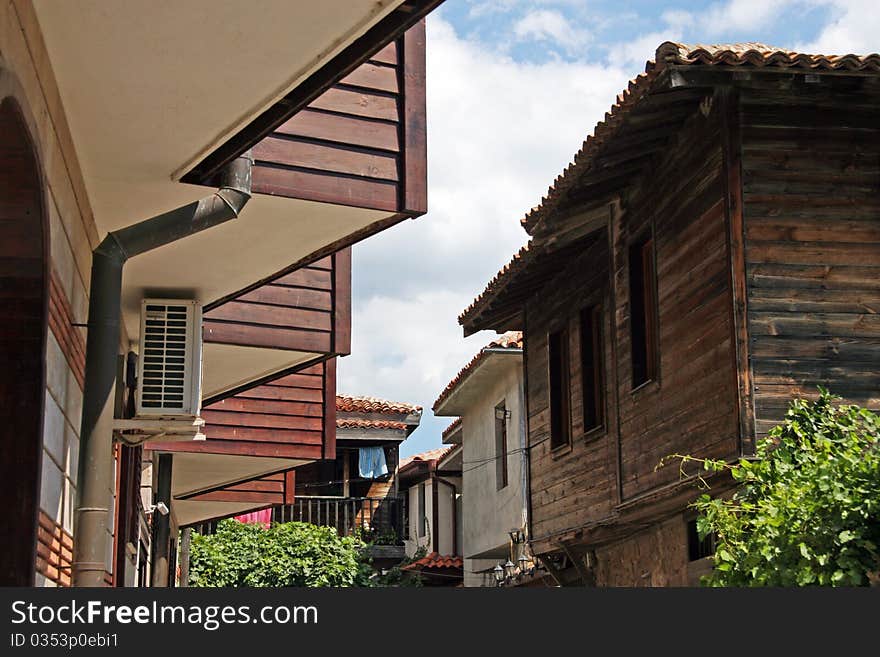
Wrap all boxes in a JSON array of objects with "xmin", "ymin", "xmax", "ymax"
[
  {"xmin": 359, "ymin": 446, "xmax": 388, "ymax": 479},
  {"xmin": 234, "ymin": 508, "xmax": 271, "ymax": 529}
]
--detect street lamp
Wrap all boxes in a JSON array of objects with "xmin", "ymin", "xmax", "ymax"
[
  {"xmin": 493, "ymin": 563, "xmax": 505, "ymax": 585},
  {"xmin": 504, "ymin": 559, "xmax": 516, "ymax": 580}
]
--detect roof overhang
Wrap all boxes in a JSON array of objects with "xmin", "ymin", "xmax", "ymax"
[
  {"xmin": 32, "ymin": 1, "xmax": 435, "ymax": 398},
  {"xmin": 433, "ymin": 350, "xmax": 522, "ymax": 415}
]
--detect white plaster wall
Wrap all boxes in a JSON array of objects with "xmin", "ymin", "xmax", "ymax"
[{"xmin": 460, "ymin": 360, "xmax": 526, "ymax": 586}]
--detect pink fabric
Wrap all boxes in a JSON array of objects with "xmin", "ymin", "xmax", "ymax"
[{"xmin": 234, "ymin": 509, "xmax": 271, "ymax": 529}]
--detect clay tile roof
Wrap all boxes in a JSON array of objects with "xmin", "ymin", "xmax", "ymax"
[
  {"xmin": 335, "ymin": 418, "xmax": 408, "ymax": 431},
  {"xmin": 400, "ymin": 552, "xmax": 464, "ymax": 571},
  {"xmin": 432, "ymin": 331, "xmax": 523, "ymax": 411},
  {"xmin": 518, "ymin": 41, "xmax": 880, "ymax": 236},
  {"xmin": 399, "ymin": 446, "xmax": 452, "ymax": 470},
  {"xmin": 441, "ymin": 417, "xmax": 462, "ymax": 441},
  {"xmin": 335, "ymin": 395, "xmax": 422, "ymax": 415},
  {"xmin": 461, "ymin": 41, "xmax": 880, "ymax": 328}
]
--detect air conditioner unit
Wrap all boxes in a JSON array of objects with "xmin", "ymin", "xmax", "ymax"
[{"xmin": 135, "ymin": 299, "xmax": 202, "ymax": 418}]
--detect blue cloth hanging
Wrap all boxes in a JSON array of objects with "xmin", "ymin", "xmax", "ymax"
[{"xmin": 358, "ymin": 446, "xmax": 388, "ymax": 479}]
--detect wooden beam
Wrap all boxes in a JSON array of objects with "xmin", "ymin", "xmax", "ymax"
[
  {"xmin": 333, "ymin": 248, "xmax": 352, "ymax": 355},
  {"xmin": 719, "ymin": 86, "xmax": 756, "ymax": 456},
  {"xmin": 323, "ymin": 358, "xmax": 337, "ymax": 460},
  {"xmin": 400, "ymin": 19, "xmax": 427, "ymax": 214}
]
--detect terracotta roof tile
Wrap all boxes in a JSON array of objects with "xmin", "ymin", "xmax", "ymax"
[
  {"xmin": 336, "ymin": 395, "xmax": 422, "ymax": 414},
  {"xmin": 441, "ymin": 417, "xmax": 462, "ymax": 441},
  {"xmin": 336, "ymin": 418, "xmax": 409, "ymax": 431},
  {"xmin": 461, "ymin": 41, "xmax": 880, "ymax": 327},
  {"xmin": 520, "ymin": 41, "xmax": 880, "ymax": 235},
  {"xmin": 400, "ymin": 552, "xmax": 464, "ymax": 571},
  {"xmin": 399, "ymin": 447, "xmax": 453, "ymax": 470},
  {"xmin": 432, "ymin": 332, "xmax": 523, "ymax": 411}
]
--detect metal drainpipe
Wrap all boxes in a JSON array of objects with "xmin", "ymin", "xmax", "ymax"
[
  {"xmin": 518, "ymin": 366, "xmax": 530, "ymax": 540},
  {"xmin": 72, "ymin": 152, "xmax": 253, "ymax": 587}
]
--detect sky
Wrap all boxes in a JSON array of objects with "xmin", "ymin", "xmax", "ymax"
[{"xmin": 337, "ymin": 0, "xmax": 879, "ymax": 458}]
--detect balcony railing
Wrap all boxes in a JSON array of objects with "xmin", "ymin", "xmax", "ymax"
[
  {"xmin": 273, "ymin": 496, "xmax": 403, "ymax": 545},
  {"xmin": 191, "ymin": 496, "xmax": 404, "ymax": 546}
]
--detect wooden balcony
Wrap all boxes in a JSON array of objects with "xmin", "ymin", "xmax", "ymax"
[{"xmin": 191, "ymin": 496, "xmax": 406, "ymax": 548}]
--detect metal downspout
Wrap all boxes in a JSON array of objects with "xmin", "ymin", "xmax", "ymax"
[{"xmin": 72, "ymin": 153, "xmax": 252, "ymax": 587}]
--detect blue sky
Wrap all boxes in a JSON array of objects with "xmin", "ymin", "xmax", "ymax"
[{"xmin": 338, "ymin": 0, "xmax": 878, "ymax": 458}]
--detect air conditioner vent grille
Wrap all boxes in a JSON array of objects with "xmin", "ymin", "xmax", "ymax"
[
  {"xmin": 141, "ymin": 304, "xmax": 189, "ymax": 409},
  {"xmin": 136, "ymin": 299, "xmax": 202, "ymax": 418}
]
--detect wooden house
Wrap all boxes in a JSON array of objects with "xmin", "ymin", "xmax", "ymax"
[
  {"xmin": 0, "ymin": 1, "xmax": 443, "ymax": 587},
  {"xmin": 460, "ymin": 42, "xmax": 880, "ymax": 586},
  {"xmin": 186, "ymin": 394, "xmax": 421, "ymax": 571}
]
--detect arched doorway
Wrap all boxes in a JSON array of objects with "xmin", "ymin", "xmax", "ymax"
[{"xmin": 0, "ymin": 96, "xmax": 47, "ymax": 586}]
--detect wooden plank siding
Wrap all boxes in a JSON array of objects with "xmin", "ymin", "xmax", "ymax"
[
  {"xmin": 525, "ymin": 235, "xmax": 619, "ymax": 547},
  {"xmin": 203, "ymin": 248, "xmax": 351, "ymax": 356},
  {"xmin": 249, "ymin": 22, "xmax": 427, "ymax": 215},
  {"xmin": 525, "ymin": 96, "xmax": 742, "ymax": 553},
  {"xmin": 181, "ymin": 470, "xmax": 295, "ymax": 506},
  {"xmin": 612, "ymin": 95, "xmax": 739, "ymax": 501},
  {"xmin": 148, "ymin": 359, "xmax": 337, "ymax": 461},
  {"xmin": 740, "ymin": 76, "xmax": 880, "ymax": 436}
]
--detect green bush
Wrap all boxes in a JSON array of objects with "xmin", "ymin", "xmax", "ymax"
[
  {"xmin": 675, "ymin": 390, "xmax": 880, "ymax": 586},
  {"xmin": 189, "ymin": 519, "xmax": 365, "ymax": 587}
]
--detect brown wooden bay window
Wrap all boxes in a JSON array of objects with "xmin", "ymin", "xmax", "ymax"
[
  {"xmin": 580, "ymin": 305, "xmax": 605, "ymax": 433},
  {"xmin": 629, "ymin": 235, "xmax": 658, "ymax": 389},
  {"xmin": 549, "ymin": 328, "xmax": 571, "ymax": 449}
]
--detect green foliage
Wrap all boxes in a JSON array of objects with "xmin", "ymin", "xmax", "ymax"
[
  {"xmin": 355, "ymin": 545, "xmax": 426, "ymax": 587},
  {"xmin": 672, "ymin": 390, "xmax": 880, "ymax": 586},
  {"xmin": 189, "ymin": 519, "xmax": 366, "ymax": 587}
]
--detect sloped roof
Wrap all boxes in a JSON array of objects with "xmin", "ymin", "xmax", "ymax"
[
  {"xmin": 432, "ymin": 331, "xmax": 523, "ymax": 411},
  {"xmin": 400, "ymin": 552, "xmax": 463, "ymax": 571},
  {"xmin": 336, "ymin": 395, "xmax": 422, "ymax": 414},
  {"xmin": 520, "ymin": 41, "xmax": 880, "ymax": 235},
  {"xmin": 336, "ymin": 418, "xmax": 409, "ymax": 431},
  {"xmin": 398, "ymin": 446, "xmax": 453, "ymax": 470},
  {"xmin": 460, "ymin": 41, "xmax": 880, "ymax": 331},
  {"xmin": 441, "ymin": 417, "xmax": 462, "ymax": 441}
]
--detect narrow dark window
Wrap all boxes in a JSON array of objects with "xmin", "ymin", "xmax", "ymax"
[
  {"xmin": 549, "ymin": 328, "xmax": 571, "ymax": 449},
  {"xmin": 687, "ymin": 519, "xmax": 716, "ymax": 561},
  {"xmin": 417, "ymin": 483, "xmax": 426, "ymax": 538},
  {"xmin": 581, "ymin": 305, "xmax": 605, "ymax": 432},
  {"xmin": 495, "ymin": 402, "xmax": 509, "ymax": 490},
  {"xmin": 629, "ymin": 235, "xmax": 658, "ymax": 389}
]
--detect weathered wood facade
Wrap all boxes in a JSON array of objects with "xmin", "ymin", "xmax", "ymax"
[
  {"xmin": 460, "ymin": 43, "xmax": 880, "ymax": 586},
  {"xmin": 204, "ymin": 249, "xmax": 351, "ymax": 357}
]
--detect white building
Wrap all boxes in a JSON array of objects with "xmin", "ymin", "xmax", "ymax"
[{"xmin": 433, "ymin": 332, "xmax": 529, "ymax": 587}]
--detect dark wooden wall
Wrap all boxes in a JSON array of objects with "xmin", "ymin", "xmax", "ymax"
[
  {"xmin": 613, "ymin": 97, "xmax": 739, "ymax": 500},
  {"xmin": 525, "ymin": 235, "xmax": 619, "ymax": 547},
  {"xmin": 204, "ymin": 248, "xmax": 351, "ymax": 356},
  {"xmin": 148, "ymin": 359, "xmax": 336, "ymax": 461},
  {"xmin": 740, "ymin": 76, "xmax": 880, "ymax": 436},
  {"xmin": 183, "ymin": 470, "xmax": 295, "ymax": 507},
  {"xmin": 0, "ymin": 97, "xmax": 46, "ymax": 586},
  {"xmin": 525, "ymin": 97, "xmax": 741, "ymax": 553},
  {"xmin": 250, "ymin": 22, "xmax": 426, "ymax": 215}
]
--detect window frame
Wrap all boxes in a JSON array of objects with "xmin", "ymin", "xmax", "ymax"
[
  {"xmin": 495, "ymin": 401, "xmax": 509, "ymax": 490},
  {"xmin": 548, "ymin": 326, "xmax": 572, "ymax": 451},
  {"xmin": 628, "ymin": 233, "xmax": 659, "ymax": 391},
  {"xmin": 417, "ymin": 482, "xmax": 426, "ymax": 538},
  {"xmin": 580, "ymin": 304, "xmax": 605, "ymax": 436}
]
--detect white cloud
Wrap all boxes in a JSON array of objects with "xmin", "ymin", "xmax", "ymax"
[
  {"xmin": 798, "ymin": 0, "xmax": 880, "ymax": 54},
  {"xmin": 339, "ymin": 16, "xmax": 627, "ymax": 456},
  {"xmin": 513, "ymin": 9, "xmax": 591, "ymax": 52},
  {"xmin": 700, "ymin": 0, "xmax": 792, "ymax": 37}
]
